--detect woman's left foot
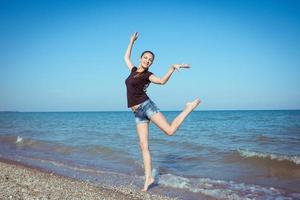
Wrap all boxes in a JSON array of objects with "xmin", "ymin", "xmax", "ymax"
[
  {"xmin": 141, "ymin": 177, "xmax": 155, "ymax": 192},
  {"xmin": 186, "ymin": 98, "xmax": 201, "ymax": 111}
]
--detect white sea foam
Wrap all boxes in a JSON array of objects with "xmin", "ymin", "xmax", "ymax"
[
  {"xmin": 15, "ymin": 136, "xmax": 23, "ymax": 144},
  {"xmin": 238, "ymin": 149, "xmax": 300, "ymax": 165},
  {"xmin": 158, "ymin": 173, "xmax": 296, "ymax": 200}
]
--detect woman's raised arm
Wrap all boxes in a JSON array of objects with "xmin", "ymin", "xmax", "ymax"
[
  {"xmin": 124, "ymin": 32, "xmax": 138, "ymax": 71},
  {"xmin": 149, "ymin": 64, "xmax": 190, "ymax": 85}
]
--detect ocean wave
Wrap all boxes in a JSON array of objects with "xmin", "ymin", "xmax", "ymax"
[
  {"xmin": 0, "ymin": 135, "xmax": 122, "ymax": 157},
  {"xmin": 158, "ymin": 173, "xmax": 299, "ymax": 200},
  {"xmin": 151, "ymin": 138, "xmax": 205, "ymax": 151},
  {"xmin": 237, "ymin": 149, "xmax": 300, "ymax": 165},
  {"xmin": 254, "ymin": 135, "xmax": 277, "ymax": 143},
  {"xmin": 4, "ymin": 135, "xmax": 78, "ymax": 154},
  {"xmin": 18, "ymin": 156, "xmax": 123, "ymax": 175}
]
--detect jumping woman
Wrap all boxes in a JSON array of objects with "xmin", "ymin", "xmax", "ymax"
[{"xmin": 124, "ymin": 32, "xmax": 201, "ymax": 192}]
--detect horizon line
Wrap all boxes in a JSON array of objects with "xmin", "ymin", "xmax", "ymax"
[{"xmin": 1, "ymin": 109, "xmax": 300, "ymax": 113}]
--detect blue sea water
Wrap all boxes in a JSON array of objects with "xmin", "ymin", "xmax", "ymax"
[{"xmin": 0, "ymin": 110, "xmax": 300, "ymax": 199}]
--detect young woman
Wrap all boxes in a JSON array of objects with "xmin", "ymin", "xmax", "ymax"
[{"xmin": 124, "ymin": 32, "xmax": 201, "ymax": 192}]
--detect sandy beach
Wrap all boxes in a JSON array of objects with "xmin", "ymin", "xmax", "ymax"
[{"xmin": 0, "ymin": 158, "xmax": 176, "ymax": 200}]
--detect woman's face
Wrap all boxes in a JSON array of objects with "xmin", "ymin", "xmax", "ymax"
[{"xmin": 140, "ymin": 52, "xmax": 154, "ymax": 69}]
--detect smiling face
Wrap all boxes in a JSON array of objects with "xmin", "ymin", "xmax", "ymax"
[{"xmin": 140, "ymin": 51, "xmax": 154, "ymax": 69}]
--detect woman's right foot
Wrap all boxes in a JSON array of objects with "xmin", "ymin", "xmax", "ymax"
[
  {"xmin": 186, "ymin": 98, "xmax": 201, "ymax": 111},
  {"xmin": 141, "ymin": 176, "xmax": 155, "ymax": 192}
]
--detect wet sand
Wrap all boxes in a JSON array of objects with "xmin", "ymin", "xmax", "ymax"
[{"xmin": 0, "ymin": 158, "xmax": 176, "ymax": 200}]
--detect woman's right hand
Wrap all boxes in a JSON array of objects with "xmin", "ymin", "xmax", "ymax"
[
  {"xmin": 130, "ymin": 32, "xmax": 138, "ymax": 43},
  {"xmin": 172, "ymin": 64, "xmax": 190, "ymax": 71}
]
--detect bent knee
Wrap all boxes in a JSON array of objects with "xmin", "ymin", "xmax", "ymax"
[{"xmin": 165, "ymin": 127, "xmax": 176, "ymax": 136}]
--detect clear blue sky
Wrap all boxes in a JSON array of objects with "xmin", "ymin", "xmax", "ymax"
[{"xmin": 1, "ymin": 0, "xmax": 299, "ymax": 111}]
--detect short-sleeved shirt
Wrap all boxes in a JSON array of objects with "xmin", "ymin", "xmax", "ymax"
[{"xmin": 125, "ymin": 67, "xmax": 153, "ymax": 108}]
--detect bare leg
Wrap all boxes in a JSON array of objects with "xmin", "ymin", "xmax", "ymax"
[
  {"xmin": 150, "ymin": 98, "xmax": 201, "ymax": 136},
  {"xmin": 136, "ymin": 122, "xmax": 155, "ymax": 191}
]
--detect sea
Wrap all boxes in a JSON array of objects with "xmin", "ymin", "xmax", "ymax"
[{"xmin": 0, "ymin": 110, "xmax": 299, "ymax": 200}]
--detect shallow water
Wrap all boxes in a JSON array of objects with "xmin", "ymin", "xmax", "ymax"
[{"xmin": 0, "ymin": 110, "xmax": 299, "ymax": 199}]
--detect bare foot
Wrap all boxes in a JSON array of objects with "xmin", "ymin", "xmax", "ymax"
[
  {"xmin": 186, "ymin": 98, "xmax": 201, "ymax": 111},
  {"xmin": 141, "ymin": 177, "xmax": 155, "ymax": 192}
]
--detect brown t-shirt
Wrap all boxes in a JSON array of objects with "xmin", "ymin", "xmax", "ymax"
[{"xmin": 125, "ymin": 67, "xmax": 153, "ymax": 108}]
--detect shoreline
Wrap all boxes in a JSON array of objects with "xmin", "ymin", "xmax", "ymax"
[{"xmin": 0, "ymin": 157, "xmax": 176, "ymax": 200}]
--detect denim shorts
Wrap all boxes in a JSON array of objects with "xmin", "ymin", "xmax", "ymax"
[{"xmin": 133, "ymin": 99, "xmax": 160, "ymax": 124}]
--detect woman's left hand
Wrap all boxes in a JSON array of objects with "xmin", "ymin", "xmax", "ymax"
[{"xmin": 172, "ymin": 64, "xmax": 190, "ymax": 71}]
